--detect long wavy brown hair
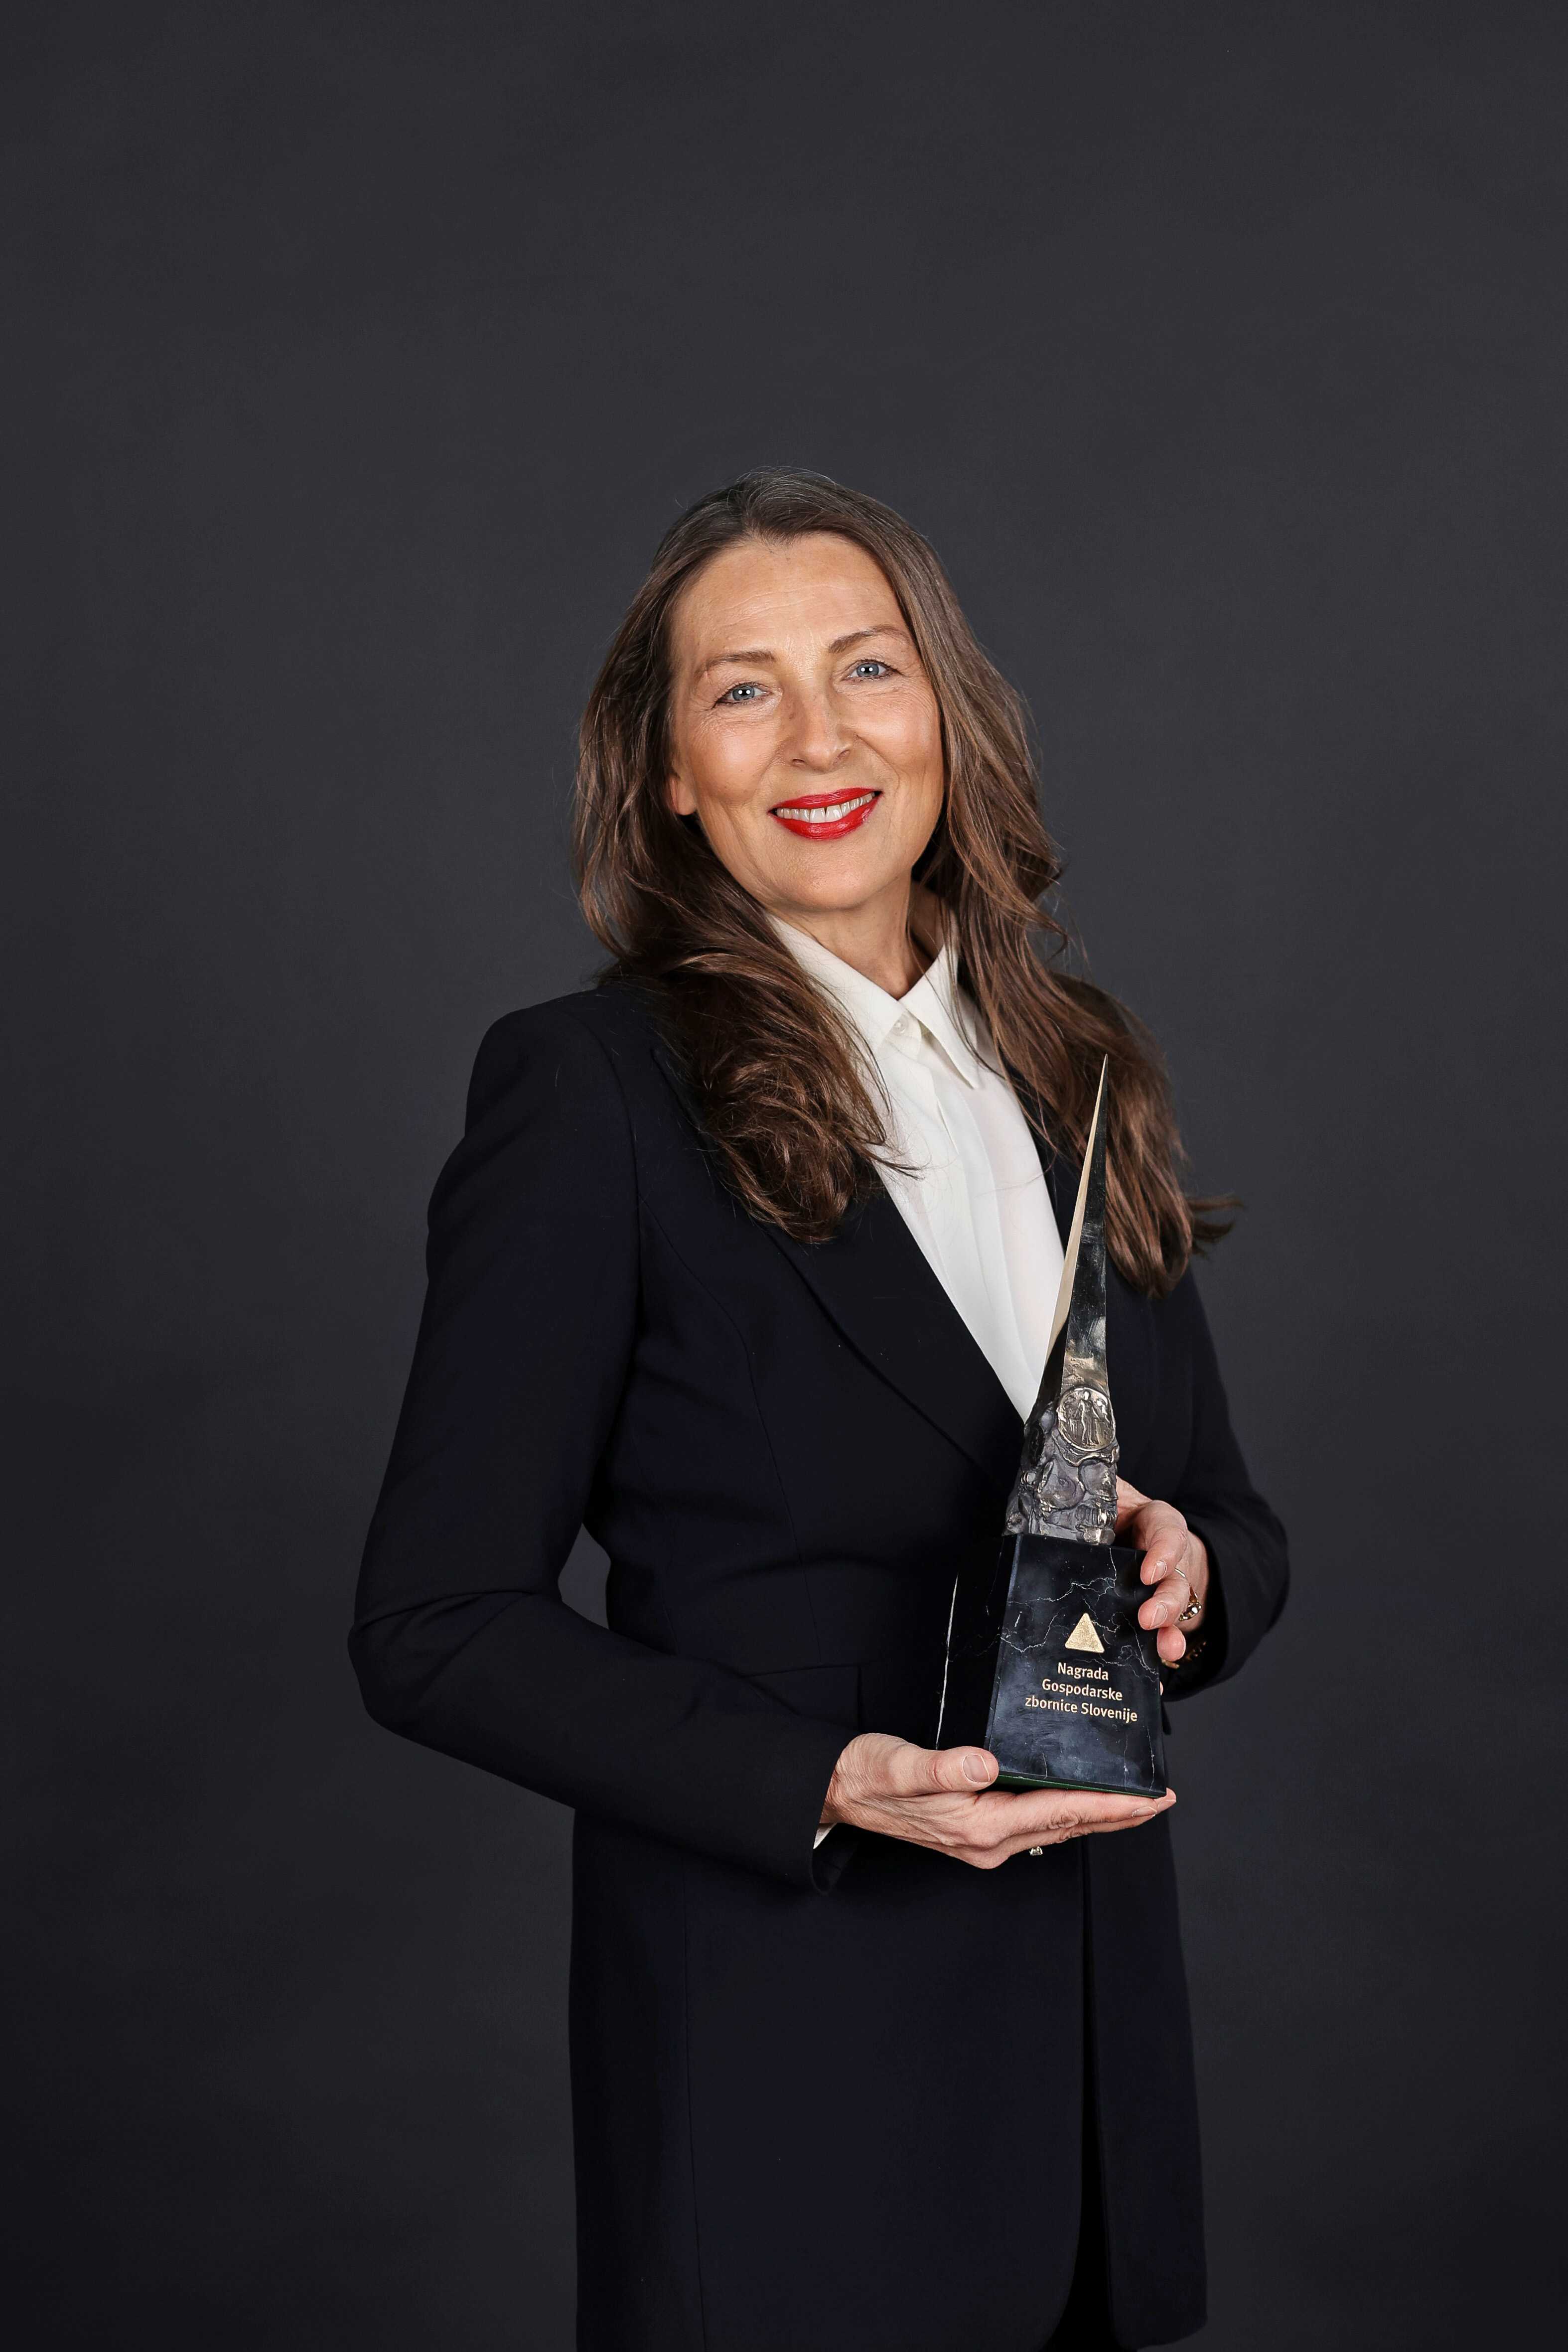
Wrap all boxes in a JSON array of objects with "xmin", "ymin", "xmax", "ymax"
[{"xmin": 573, "ymin": 468, "xmax": 1230, "ymax": 1297}]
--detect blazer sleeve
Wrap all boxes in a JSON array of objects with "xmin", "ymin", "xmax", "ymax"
[
  {"xmin": 349, "ymin": 1004, "xmax": 852, "ymax": 1889},
  {"xmin": 1159, "ymin": 1269, "xmax": 1290, "ymax": 1700}
]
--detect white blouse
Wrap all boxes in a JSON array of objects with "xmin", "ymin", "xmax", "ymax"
[{"xmin": 772, "ymin": 918, "xmax": 1064, "ymax": 1419}]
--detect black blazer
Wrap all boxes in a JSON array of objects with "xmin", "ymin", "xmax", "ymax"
[{"xmin": 352, "ymin": 982, "xmax": 1288, "ymax": 2352}]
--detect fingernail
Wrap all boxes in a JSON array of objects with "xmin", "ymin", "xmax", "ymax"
[{"xmin": 961, "ymin": 1752, "xmax": 993, "ymax": 1784}]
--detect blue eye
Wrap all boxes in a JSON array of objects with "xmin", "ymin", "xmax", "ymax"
[
  {"xmin": 850, "ymin": 660, "xmax": 891, "ymax": 679},
  {"xmin": 718, "ymin": 683, "xmax": 764, "ymax": 704}
]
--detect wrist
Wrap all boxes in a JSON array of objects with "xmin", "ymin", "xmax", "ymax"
[{"xmin": 820, "ymin": 1739, "xmax": 857, "ymax": 1829}]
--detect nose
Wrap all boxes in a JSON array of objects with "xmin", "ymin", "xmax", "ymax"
[{"xmin": 783, "ymin": 686, "xmax": 850, "ymax": 773}]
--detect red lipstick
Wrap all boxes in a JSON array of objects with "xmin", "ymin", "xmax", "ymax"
[{"xmin": 769, "ymin": 788, "xmax": 881, "ymax": 840}]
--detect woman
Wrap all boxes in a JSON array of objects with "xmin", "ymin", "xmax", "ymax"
[{"xmin": 351, "ymin": 469, "xmax": 1288, "ymax": 2352}]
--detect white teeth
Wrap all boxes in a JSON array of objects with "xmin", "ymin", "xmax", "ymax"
[{"xmin": 774, "ymin": 792, "xmax": 876, "ymax": 824}]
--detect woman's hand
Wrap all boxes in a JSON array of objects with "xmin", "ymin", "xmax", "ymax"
[
  {"xmin": 1117, "ymin": 1479, "xmax": 1209, "ymax": 1666},
  {"xmin": 819, "ymin": 1482, "xmax": 1204, "ymax": 1863},
  {"xmin": 819, "ymin": 1734, "xmax": 1174, "ymax": 1866}
]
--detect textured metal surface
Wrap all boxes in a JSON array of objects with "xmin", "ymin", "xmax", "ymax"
[{"xmin": 1005, "ymin": 1065, "xmax": 1120, "ymax": 1544}]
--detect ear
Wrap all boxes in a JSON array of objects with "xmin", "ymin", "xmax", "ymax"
[{"xmin": 666, "ymin": 771, "xmax": 699, "ymax": 817}]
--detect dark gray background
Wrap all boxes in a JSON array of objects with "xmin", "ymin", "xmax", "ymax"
[{"xmin": 6, "ymin": 3, "xmax": 1564, "ymax": 2345}]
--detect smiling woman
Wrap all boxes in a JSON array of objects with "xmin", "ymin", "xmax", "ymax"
[
  {"xmin": 353, "ymin": 469, "xmax": 1289, "ymax": 2352},
  {"xmin": 577, "ymin": 472, "xmax": 1230, "ymax": 1282}
]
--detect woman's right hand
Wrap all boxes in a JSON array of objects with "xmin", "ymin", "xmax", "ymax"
[{"xmin": 820, "ymin": 1733, "xmax": 1174, "ymax": 1867}]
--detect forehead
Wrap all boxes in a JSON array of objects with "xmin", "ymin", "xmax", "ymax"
[{"xmin": 670, "ymin": 532, "xmax": 903, "ymax": 664}]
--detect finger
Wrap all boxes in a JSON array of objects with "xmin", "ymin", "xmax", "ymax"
[
  {"xmin": 1138, "ymin": 1513, "xmax": 1188, "ymax": 1578},
  {"xmin": 1139, "ymin": 1535, "xmax": 1193, "ymax": 1627},
  {"xmin": 1139, "ymin": 1529, "xmax": 1189, "ymax": 1583},
  {"xmin": 973, "ymin": 1786, "xmax": 1173, "ymax": 1848},
  {"xmin": 1032, "ymin": 1787, "xmax": 1174, "ymax": 1846},
  {"xmin": 1038, "ymin": 1786, "xmax": 1174, "ymax": 1830},
  {"xmin": 971, "ymin": 1790, "xmax": 1176, "ymax": 1867},
  {"xmin": 1155, "ymin": 1623, "xmax": 1187, "ymax": 1665},
  {"xmin": 899, "ymin": 1743, "xmax": 998, "ymax": 1797},
  {"xmin": 1114, "ymin": 1476, "xmax": 1149, "ymax": 1534}
]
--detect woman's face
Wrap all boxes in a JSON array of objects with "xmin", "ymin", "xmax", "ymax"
[{"xmin": 664, "ymin": 533, "xmax": 945, "ymax": 932}]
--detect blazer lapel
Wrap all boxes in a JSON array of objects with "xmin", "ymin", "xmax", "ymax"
[
  {"xmin": 764, "ymin": 1194, "xmax": 1023, "ymax": 1486},
  {"xmin": 651, "ymin": 1042, "xmax": 1022, "ymax": 1486}
]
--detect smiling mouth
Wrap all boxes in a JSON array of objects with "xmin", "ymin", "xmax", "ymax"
[{"xmin": 769, "ymin": 789, "xmax": 881, "ymax": 839}]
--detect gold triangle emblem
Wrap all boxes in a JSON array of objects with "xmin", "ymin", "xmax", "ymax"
[{"xmin": 1064, "ymin": 1612, "xmax": 1105, "ymax": 1655}]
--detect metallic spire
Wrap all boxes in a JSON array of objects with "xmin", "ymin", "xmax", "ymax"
[{"xmin": 1005, "ymin": 1062, "xmax": 1119, "ymax": 1544}]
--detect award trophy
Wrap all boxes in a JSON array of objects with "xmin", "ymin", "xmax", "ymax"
[{"xmin": 935, "ymin": 1066, "xmax": 1167, "ymax": 1798}]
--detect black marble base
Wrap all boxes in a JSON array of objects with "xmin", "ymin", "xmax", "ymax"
[{"xmin": 937, "ymin": 1532, "xmax": 1167, "ymax": 1799}]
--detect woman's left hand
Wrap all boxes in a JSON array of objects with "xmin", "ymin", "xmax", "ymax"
[{"xmin": 1116, "ymin": 1480, "xmax": 1209, "ymax": 1666}]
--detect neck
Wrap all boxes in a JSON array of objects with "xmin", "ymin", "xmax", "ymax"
[{"xmin": 774, "ymin": 879, "xmax": 942, "ymax": 999}]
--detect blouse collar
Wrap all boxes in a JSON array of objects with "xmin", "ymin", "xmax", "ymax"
[{"xmin": 769, "ymin": 914, "xmax": 990, "ymax": 1091}]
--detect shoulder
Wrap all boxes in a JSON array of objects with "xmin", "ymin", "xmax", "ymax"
[
  {"xmin": 465, "ymin": 981, "xmax": 668, "ymax": 1127},
  {"xmin": 424, "ymin": 988, "xmax": 662, "ymax": 1239}
]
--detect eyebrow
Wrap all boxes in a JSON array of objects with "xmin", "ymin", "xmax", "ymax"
[{"xmin": 696, "ymin": 624, "xmax": 907, "ymax": 682}]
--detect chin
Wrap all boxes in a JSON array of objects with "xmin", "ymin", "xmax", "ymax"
[{"xmin": 773, "ymin": 855, "xmax": 909, "ymax": 909}]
